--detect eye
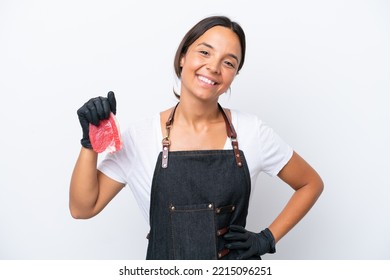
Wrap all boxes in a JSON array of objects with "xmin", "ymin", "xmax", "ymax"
[
  {"xmin": 224, "ymin": 60, "xmax": 236, "ymax": 69},
  {"xmin": 199, "ymin": 50, "xmax": 209, "ymax": 56}
]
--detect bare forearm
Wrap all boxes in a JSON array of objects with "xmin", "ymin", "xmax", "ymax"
[
  {"xmin": 69, "ymin": 147, "xmax": 99, "ymax": 218},
  {"xmin": 268, "ymin": 179, "xmax": 323, "ymax": 243}
]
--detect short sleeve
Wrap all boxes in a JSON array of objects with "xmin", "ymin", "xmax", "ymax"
[
  {"xmin": 96, "ymin": 115, "xmax": 161, "ymax": 222},
  {"xmin": 257, "ymin": 120, "xmax": 293, "ymax": 177},
  {"xmin": 232, "ymin": 110, "xmax": 293, "ymax": 178},
  {"xmin": 97, "ymin": 127, "xmax": 135, "ymax": 184}
]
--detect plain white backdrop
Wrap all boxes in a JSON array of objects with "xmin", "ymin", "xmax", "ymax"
[{"xmin": 0, "ymin": 0, "xmax": 389, "ymax": 260}]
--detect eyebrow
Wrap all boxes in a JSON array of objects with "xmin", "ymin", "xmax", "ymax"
[{"xmin": 197, "ymin": 42, "xmax": 239, "ymax": 63}]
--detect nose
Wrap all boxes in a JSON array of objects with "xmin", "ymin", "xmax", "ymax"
[{"xmin": 206, "ymin": 59, "xmax": 221, "ymax": 74}]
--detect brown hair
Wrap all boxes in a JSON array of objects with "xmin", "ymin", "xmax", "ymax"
[{"xmin": 173, "ymin": 16, "xmax": 246, "ymax": 98}]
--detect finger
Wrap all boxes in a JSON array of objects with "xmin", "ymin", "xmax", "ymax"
[
  {"xmin": 77, "ymin": 105, "xmax": 89, "ymax": 120},
  {"xmin": 223, "ymin": 232, "xmax": 247, "ymax": 241},
  {"xmin": 237, "ymin": 248, "xmax": 257, "ymax": 260},
  {"xmin": 225, "ymin": 241, "xmax": 250, "ymax": 250},
  {"xmin": 86, "ymin": 101, "xmax": 99, "ymax": 126},
  {"xmin": 83, "ymin": 108, "xmax": 93, "ymax": 125},
  {"xmin": 107, "ymin": 91, "xmax": 116, "ymax": 115},
  {"xmin": 101, "ymin": 98, "xmax": 111, "ymax": 119},
  {"xmin": 77, "ymin": 106, "xmax": 92, "ymax": 133},
  {"xmin": 94, "ymin": 97, "xmax": 107, "ymax": 120},
  {"xmin": 229, "ymin": 225, "xmax": 246, "ymax": 233}
]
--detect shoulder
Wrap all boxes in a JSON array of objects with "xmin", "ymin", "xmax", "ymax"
[
  {"xmin": 227, "ymin": 108, "xmax": 293, "ymax": 175},
  {"xmin": 123, "ymin": 114, "xmax": 160, "ymax": 137},
  {"xmin": 229, "ymin": 108, "xmax": 287, "ymax": 148},
  {"xmin": 116, "ymin": 114, "xmax": 160, "ymax": 155},
  {"xmin": 230, "ymin": 109, "xmax": 261, "ymax": 122},
  {"xmin": 228, "ymin": 108, "xmax": 266, "ymax": 135},
  {"xmin": 224, "ymin": 108, "xmax": 267, "ymax": 151}
]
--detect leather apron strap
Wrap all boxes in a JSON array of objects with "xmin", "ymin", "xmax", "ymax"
[{"xmin": 161, "ymin": 102, "xmax": 243, "ymax": 168}]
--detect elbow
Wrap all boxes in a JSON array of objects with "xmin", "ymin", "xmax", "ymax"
[
  {"xmin": 69, "ymin": 209, "xmax": 86, "ymax": 220},
  {"xmin": 70, "ymin": 211, "xmax": 85, "ymax": 220},
  {"xmin": 314, "ymin": 175, "xmax": 325, "ymax": 199},
  {"xmin": 69, "ymin": 205, "xmax": 95, "ymax": 220}
]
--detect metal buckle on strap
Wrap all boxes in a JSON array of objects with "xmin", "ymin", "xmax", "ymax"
[
  {"xmin": 161, "ymin": 102, "xmax": 243, "ymax": 168},
  {"xmin": 161, "ymin": 104, "xmax": 177, "ymax": 168}
]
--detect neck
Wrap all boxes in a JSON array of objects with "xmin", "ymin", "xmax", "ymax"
[{"xmin": 175, "ymin": 98, "xmax": 221, "ymax": 126}]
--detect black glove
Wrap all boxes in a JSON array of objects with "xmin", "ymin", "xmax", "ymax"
[
  {"xmin": 224, "ymin": 225, "xmax": 276, "ymax": 260},
  {"xmin": 77, "ymin": 91, "xmax": 117, "ymax": 148}
]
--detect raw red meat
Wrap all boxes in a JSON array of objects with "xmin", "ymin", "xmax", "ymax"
[{"xmin": 89, "ymin": 113, "xmax": 122, "ymax": 153}]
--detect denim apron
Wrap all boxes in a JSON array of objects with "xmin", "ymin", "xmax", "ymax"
[{"xmin": 146, "ymin": 103, "xmax": 253, "ymax": 260}]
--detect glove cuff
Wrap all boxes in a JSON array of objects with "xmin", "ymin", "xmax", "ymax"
[
  {"xmin": 81, "ymin": 138, "xmax": 93, "ymax": 149},
  {"xmin": 261, "ymin": 228, "xmax": 276, "ymax": 254}
]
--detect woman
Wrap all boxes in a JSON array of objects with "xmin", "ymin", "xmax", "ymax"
[{"xmin": 70, "ymin": 15, "xmax": 324, "ymax": 260}]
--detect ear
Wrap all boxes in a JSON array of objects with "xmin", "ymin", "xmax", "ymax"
[{"xmin": 180, "ymin": 55, "xmax": 185, "ymax": 67}]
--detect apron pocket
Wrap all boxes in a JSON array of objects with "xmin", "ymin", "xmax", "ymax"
[{"xmin": 169, "ymin": 202, "xmax": 216, "ymax": 260}]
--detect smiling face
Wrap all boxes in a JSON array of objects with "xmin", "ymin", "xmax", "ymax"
[{"xmin": 179, "ymin": 26, "xmax": 242, "ymax": 102}]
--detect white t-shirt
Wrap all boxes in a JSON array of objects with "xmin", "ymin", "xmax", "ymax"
[{"xmin": 98, "ymin": 109, "xmax": 293, "ymax": 222}]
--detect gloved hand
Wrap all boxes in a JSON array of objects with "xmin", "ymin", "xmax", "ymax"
[
  {"xmin": 77, "ymin": 91, "xmax": 117, "ymax": 148},
  {"xmin": 224, "ymin": 225, "xmax": 276, "ymax": 260}
]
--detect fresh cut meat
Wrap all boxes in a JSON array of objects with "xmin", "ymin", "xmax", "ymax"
[{"xmin": 89, "ymin": 113, "xmax": 122, "ymax": 153}]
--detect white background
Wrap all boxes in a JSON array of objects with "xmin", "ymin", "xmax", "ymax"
[{"xmin": 0, "ymin": 0, "xmax": 389, "ymax": 260}]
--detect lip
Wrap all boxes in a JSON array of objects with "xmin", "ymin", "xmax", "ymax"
[{"xmin": 197, "ymin": 74, "xmax": 218, "ymax": 86}]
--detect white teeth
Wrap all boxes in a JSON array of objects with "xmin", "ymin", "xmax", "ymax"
[{"xmin": 199, "ymin": 75, "xmax": 216, "ymax": 85}]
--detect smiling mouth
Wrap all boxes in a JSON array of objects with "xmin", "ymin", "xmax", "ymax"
[{"xmin": 198, "ymin": 75, "xmax": 217, "ymax": 85}]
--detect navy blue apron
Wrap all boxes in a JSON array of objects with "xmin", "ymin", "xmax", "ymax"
[{"xmin": 146, "ymin": 103, "xmax": 254, "ymax": 260}]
